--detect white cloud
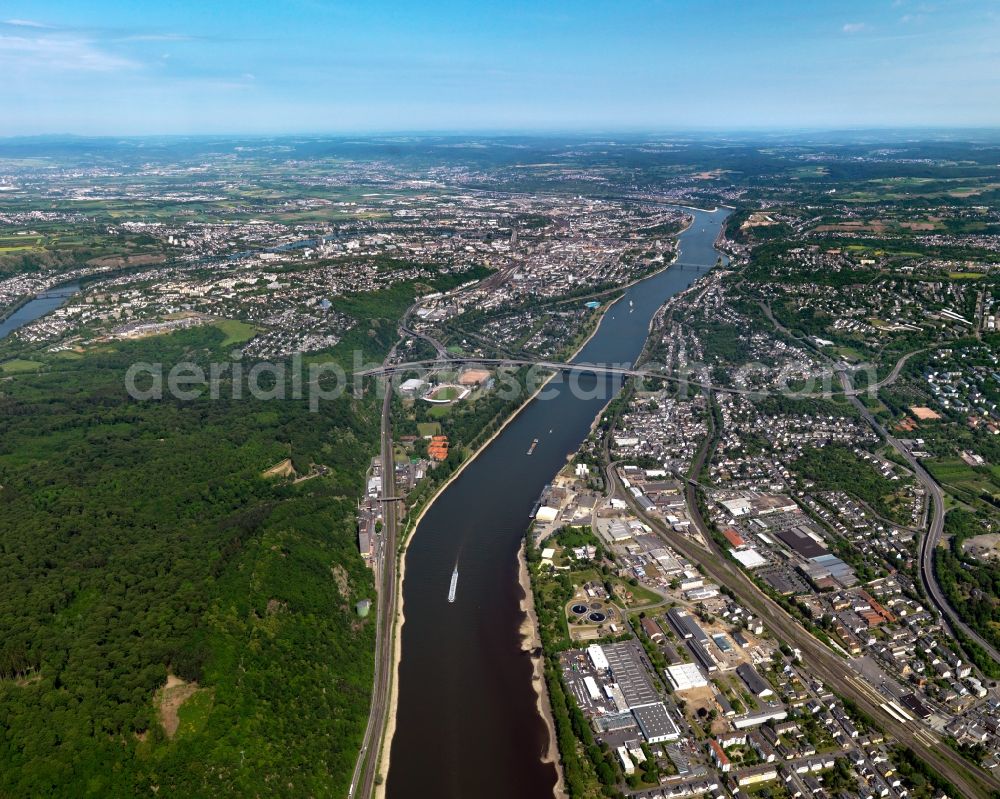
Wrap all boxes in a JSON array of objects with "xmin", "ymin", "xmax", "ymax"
[
  {"xmin": 120, "ymin": 33, "xmax": 193, "ymax": 42},
  {"xmin": 3, "ymin": 18, "xmax": 53, "ymax": 28},
  {"xmin": 0, "ymin": 34, "xmax": 138, "ymax": 72},
  {"xmin": 842, "ymin": 22, "xmax": 867, "ymax": 34}
]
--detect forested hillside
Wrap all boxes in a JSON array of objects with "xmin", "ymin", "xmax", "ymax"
[{"xmin": 0, "ymin": 288, "xmax": 415, "ymax": 797}]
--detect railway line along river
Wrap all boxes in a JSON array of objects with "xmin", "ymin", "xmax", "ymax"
[{"xmin": 385, "ymin": 207, "xmax": 731, "ymax": 799}]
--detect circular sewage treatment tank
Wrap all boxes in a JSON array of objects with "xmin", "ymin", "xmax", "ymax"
[
  {"xmin": 588, "ymin": 612, "xmax": 606, "ymax": 623},
  {"xmin": 571, "ymin": 604, "xmax": 589, "ymax": 615}
]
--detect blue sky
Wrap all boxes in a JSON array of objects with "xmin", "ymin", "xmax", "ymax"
[{"xmin": 2, "ymin": 0, "xmax": 999, "ymax": 135}]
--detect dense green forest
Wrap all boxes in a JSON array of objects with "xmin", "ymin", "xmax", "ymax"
[
  {"xmin": 935, "ymin": 509, "xmax": 1000, "ymax": 674},
  {"xmin": 0, "ymin": 273, "xmax": 463, "ymax": 796},
  {"xmin": 0, "ymin": 326, "xmax": 379, "ymax": 797},
  {"xmin": 789, "ymin": 445, "xmax": 914, "ymax": 525}
]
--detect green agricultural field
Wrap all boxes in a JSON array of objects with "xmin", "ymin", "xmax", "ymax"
[{"xmin": 0, "ymin": 236, "xmax": 43, "ymax": 247}]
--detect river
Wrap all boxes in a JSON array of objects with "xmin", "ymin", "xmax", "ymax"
[
  {"xmin": 385, "ymin": 207, "xmax": 731, "ymax": 799},
  {"xmin": 0, "ymin": 281, "xmax": 80, "ymax": 342}
]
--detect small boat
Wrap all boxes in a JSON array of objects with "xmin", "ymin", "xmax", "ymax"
[
  {"xmin": 527, "ymin": 438, "xmax": 539, "ymax": 455},
  {"xmin": 447, "ymin": 565, "xmax": 459, "ymax": 603}
]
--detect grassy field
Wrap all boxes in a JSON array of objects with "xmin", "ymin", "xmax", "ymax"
[
  {"xmin": 213, "ymin": 319, "xmax": 257, "ymax": 347},
  {"xmin": 0, "ymin": 359, "xmax": 44, "ymax": 374},
  {"xmin": 610, "ymin": 577, "xmax": 662, "ymax": 607},
  {"xmin": 428, "ymin": 385, "xmax": 460, "ymax": 401},
  {"xmin": 831, "ymin": 345, "xmax": 865, "ymax": 362},
  {"xmin": 927, "ymin": 457, "xmax": 1000, "ymax": 503},
  {"xmin": 416, "ymin": 422, "xmax": 441, "ymax": 437},
  {"xmin": 174, "ymin": 688, "xmax": 214, "ymax": 739}
]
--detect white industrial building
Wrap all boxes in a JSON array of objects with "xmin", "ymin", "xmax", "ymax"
[
  {"xmin": 399, "ymin": 377, "xmax": 426, "ymax": 395},
  {"xmin": 587, "ymin": 644, "xmax": 609, "ymax": 672},
  {"xmin": 731, "ymin": 548, "xmax": 767, "ymax": 569},
  {"xmin": 720, "ymin": 497, "xmax": 752, "ymax": 516},
  {"xmin": 616, "ymin": 745, "xmax": 635, "ymax": 775},
  {"xmin": 667, "ymin": 662, "xmax": 709, "ymax": 691},
  {"xmin": 534, "ymin": 506, "xmax": 559, "ymax": 522}
]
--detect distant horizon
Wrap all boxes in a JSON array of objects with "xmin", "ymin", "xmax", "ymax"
[
  {"xmin": 3, "ymin": 1, "xmax": 999, "ymax": 136},
  {"xmin": 4, "ymin": 126, "xmax": 1000, "ymax": 142}
]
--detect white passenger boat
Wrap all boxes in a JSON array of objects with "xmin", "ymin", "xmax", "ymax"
[{"xmin": 447, "ymin": 564, "xmax": 459, "ymax": 603}]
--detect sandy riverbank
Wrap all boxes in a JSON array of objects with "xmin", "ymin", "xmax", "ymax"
[{"xmin": 518, "ymin": 541, "xmax": 568, "ymax": 798}]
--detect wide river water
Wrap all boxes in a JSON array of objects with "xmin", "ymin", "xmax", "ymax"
[
  {"xmin": 0, "ymin": 281, "xmax": 80, "ymax": 342},
  {"xmin": 385, "ymin": 207, "xmax": 730, "ymax": 799}
]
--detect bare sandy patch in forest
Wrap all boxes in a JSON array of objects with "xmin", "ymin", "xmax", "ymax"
[
  {"xmin": 262, "ymin": 458, "xmax": 295, "ymax": 478},
  {"xmin": 157, "ymin": 674, "xmax": 199, "ymax": 738}
]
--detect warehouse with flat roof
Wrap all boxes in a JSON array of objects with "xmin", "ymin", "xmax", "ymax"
[
  {"xmin": 667, "ymin": 662, "xmax": 709, "ymax": 691},
  {"xmin": 587, "ymin": 644, "xmax": 609, "ymax": 672},
  {"xmin": 775, "ymin": 525, "xmax": 826, "ymax": 559},
  {"xmin": 632, "ymin": 702, "xmax": 681, "ymax": 743},
  {"xmin": 603, "ymin": 641, "xmax": 659, "ymax": 709},
  {"xmin": 666, "ymin": 607, "xmax": 710, "ymax": 644}
]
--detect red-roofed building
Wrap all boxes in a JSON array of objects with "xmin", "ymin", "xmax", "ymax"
[
  {"xmin": 857, "ymin": 589, "xmax": 897, "ymax": 625},
  {"xmin": 722, "ymin": 527, "xmax": 746, "ymax": 548},
  {"xmin": 428, "ymin": 435, "xmax": 450, "ymax": 461},
  {"xmin": 709, "ymin": 738, "xmax": 731, "ymax": 772}
]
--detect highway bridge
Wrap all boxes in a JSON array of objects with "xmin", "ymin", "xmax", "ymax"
[{"xmin": 356, "ymin": 356, "xmax": 890, "ymax": 399}]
